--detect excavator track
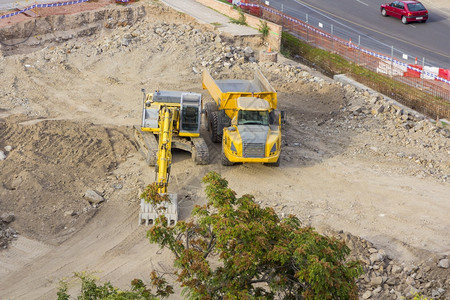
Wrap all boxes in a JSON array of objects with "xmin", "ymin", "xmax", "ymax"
[
  {"xmin": 134, "ymin": 125, "xmax": 158, "ymax": 166},
  {"xmin": 191, "ymin": 137, "xmax": 209, "ymax": 165}
]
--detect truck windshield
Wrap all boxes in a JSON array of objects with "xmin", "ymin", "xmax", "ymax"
[{"xmin": 238, "ymin": 110, "xmax": 269, "ymax": 125}]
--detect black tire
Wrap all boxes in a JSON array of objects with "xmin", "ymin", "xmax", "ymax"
[
  {"xmin": 402, "ymin": 16, "xmax": 408, "ymax": 24},
  {"xmin": 205, "ymin": 102, "xmax": 217, "ymax": 131},
  {"xmin": 210, "ymin": 111, "xmax": 221, "ymax": 143},
  {"xmin": 221, "ymin": 150, "xmax": 234, "ymax": 166},
  {"xmin": 381, "ymin": 8, "xmax": 387, "ymax": 17},
  {"xmin": 265, "ymin": 157, "xmax": 280, "ymax": 167}
]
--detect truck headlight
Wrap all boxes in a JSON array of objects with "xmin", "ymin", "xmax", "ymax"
[
  {"xmin": 231, "ymin": 142, "xmax": 237, "ymax": 153},
  {"xmin": 270, "ymin": 144, "xmax": 277, "ymax": 154}
]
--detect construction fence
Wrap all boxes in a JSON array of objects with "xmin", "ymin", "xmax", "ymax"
[{"xmin": 236, "ymin": 0, "xmax": 450, "ymax": 119}]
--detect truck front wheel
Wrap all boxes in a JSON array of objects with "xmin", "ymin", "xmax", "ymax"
[
  {"xmin": 221, "ymin": 150, "xmax": 234, "ymax": 166},
  {"xmin": 265, "ymin": 157, "xmax": 280, "ymax": 167}
]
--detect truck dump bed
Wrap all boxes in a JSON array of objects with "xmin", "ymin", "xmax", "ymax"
[{"xmin": 202, "ymin": 70, "xmax": 277, "ymax": 111}]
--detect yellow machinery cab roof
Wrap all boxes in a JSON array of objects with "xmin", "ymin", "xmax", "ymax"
[{"xmin": 237, "ymin": 97, "xmax": 271, "ymax": 111}]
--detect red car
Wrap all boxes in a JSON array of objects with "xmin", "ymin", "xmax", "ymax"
[{"xmin": 381, "ymin": 1, "xmax": 428, "ymax": 24}]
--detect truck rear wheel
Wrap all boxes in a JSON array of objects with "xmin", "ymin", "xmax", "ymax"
[
  {"xmin": 210, "ymin": 111, "xmax": 221, "ymax": 143},
  {"xmin": 205, "ymin": 102, "xmax": 217, "ymax": 131}
]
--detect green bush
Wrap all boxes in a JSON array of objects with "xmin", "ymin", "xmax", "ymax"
[
  {"xmin": 258, "ymin": 20, "xmax": 270, "ymax": 38},
  {"xmin": 230, "ymin": 6, "xmax": 247, "ymax": 25},
  {"xmin": 57, "ymin": 271, "xmax": 172, "ymax": 300}
]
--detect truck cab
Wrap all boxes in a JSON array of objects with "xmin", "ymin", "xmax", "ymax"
[{"xmin": 223, "ymin": 97, "xmax": 281, "ymax": 166}]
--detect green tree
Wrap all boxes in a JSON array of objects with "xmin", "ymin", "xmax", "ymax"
[{"xmin": 146, "ymin": 171, "xmax": 362, "ymax": 299}]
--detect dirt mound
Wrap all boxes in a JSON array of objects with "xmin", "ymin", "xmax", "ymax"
[{"xmin": 0, "ymin": 117, "xmax": 134, "ymax": 244}]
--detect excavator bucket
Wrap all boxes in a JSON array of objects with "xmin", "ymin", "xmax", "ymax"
[{"xmin": 138, "ymin": 193, "xmax": 178, "ymax": 226}]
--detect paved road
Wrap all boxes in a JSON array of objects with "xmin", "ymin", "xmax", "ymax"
[{"xmin": 269, "ymin": 0, "xmax": 450, "ymax": 69}]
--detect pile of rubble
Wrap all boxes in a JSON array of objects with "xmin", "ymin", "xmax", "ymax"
[
  {"xmin": 333, "ymin": 231, "xmax": 450, "ymax": 299},
  {"xmin": 0, "ymin": 213, "xmax": 17, "ymax": 250}
]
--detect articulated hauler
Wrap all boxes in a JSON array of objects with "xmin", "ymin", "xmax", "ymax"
[{"xmin": 202, "ymin": 70, "xmax": 283, "ymax": 166}]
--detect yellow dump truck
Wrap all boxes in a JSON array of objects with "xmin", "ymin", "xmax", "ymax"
[{"xmin": 202, "ymin": 70, "xmax": 282, "ymax": 166}]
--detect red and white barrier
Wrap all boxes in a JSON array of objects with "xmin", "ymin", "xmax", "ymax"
[
  {"xmin": 403, "ymin": 65, "xmax": 450, "ymax": 81},
  {"xmin": 377, "ymin": 59, "xmax": 450, "ymax": 83}
]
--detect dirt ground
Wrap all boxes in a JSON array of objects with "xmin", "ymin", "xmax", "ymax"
[{"xmin": 0, "ymin": 1, "xmax": 449, "ymax": 299}]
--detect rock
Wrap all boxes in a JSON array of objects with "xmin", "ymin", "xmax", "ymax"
[
  {"xmin": 350, "ymin": 105, "xmax": 363, "ymax": 115},
  {"xmin": 362, "ymin": 290, "xmax": 372, "ymax": 299},
  {"xmin": 4, "ymin": 145, "xmax": 12, "ymax": 151},
  {"xmin": 1, "ymin": 213, "xmax": 15, "ymax": 223},
  {"xmin": 112, "ymin": 183, "xmax": 123, "ymax": 189},
  {"xmin": 84, "ymin": 190, "xmax": 104, "ymax": 204},
  {"xmin": 243, "ymin": 46, "xmax": 253, "ymax": 55},
  {"xmin": 404, "ymin": 285, "xmax": 419, "ymax": 299},
  {"xmin": 405, "ymin": 276, "xmax": 415, "ymax": 286},
  {"xmin": 5, "ymin": 227, "xmax": 17, "ymax": 237},
  {"xmin": 438, "ymin": 258, "xmax": 449, "ymax": 269},
  {"xmin": 370, "ymin": 276, "xmax": 383, "ymax": 286},
  {"xmin": 369, "ymin": 252, "xmax": 385, "ymax": 264},
  {"xmin": 371, "ymin": 105, "xmax": 385, "ymax": 116},
  {"xmin": 386, "ymin": 277, "xmax": 397, "ymax": 286},
  {"xmin": 0, "ymin": 150, "xmax": 6, "ymax": 160},
  {"xmin": 64, "ymin": 210, "xmax": 75, "ymax": 217},
  {"xmin": 373, "ymin": 286, "xmax": 382, "ymax": 294},
  {"xmin": 391, "ymin": 265, "xmax": 402, "ymax": 274},
  {"xmin": 431, "ymin": 288, "xmax": 444, "ymax": 298}
]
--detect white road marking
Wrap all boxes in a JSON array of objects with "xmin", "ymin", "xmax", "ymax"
[
  {"xmin": 410, "ymin": 24, "xmax": 416, "ymax": 28},
  {"xmin": 356, "ymin": 0, "xmax": 369, "ymax": 6}
]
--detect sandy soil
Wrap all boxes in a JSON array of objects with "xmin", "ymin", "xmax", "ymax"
[{"xmin": 0, "ymin": 1, "xmax": 449, "ymax": 299}]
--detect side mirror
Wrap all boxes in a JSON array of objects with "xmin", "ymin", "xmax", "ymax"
[{"xmin": 280, "ymin": 111, "xmax": 287, "ymax": 125}]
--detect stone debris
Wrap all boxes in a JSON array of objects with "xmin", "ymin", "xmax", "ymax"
[
  {"xmin": 1, "ymin": 213, "xmax": 15, "ymax": 223},
  {"xmin": 0, "ymin": 213, "xmax": 18, "ymax": 249},
  {"xmin": 438, "ymin": 258, "xmax": 449, "ymax": 269},
  {"xmin": 334, "ymin": 231, "xmax": 450, "ymax": 299},
  {"xmin": 83, "ymin": 189, "xmax": 104, "ymax": 205}
]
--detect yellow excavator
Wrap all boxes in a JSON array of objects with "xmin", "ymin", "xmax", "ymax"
[{"xmin": 134, "ymin": 89, "xmax": 209, "ymax": 225}]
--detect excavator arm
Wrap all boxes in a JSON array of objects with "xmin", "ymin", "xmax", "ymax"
[
  {"xmin": 139, "ymin": 105, "xmax": 179, "ymax": 226},
  {"xmin": 155, "ymin": 106, "xmax": 175, "ymax": 194}
]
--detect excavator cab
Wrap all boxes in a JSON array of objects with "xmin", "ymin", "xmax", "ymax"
[{"xmin": 180, "ymin": 93, "xmax": 202, "ymax": 134}]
